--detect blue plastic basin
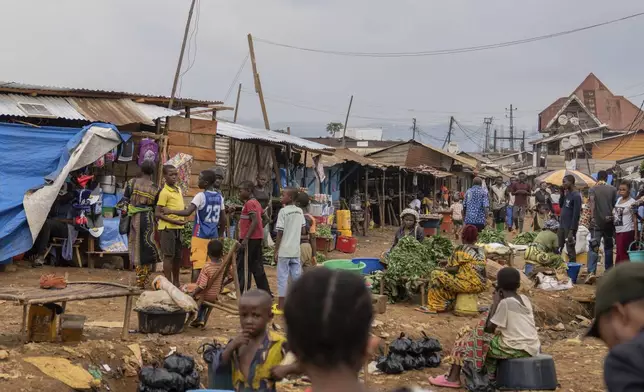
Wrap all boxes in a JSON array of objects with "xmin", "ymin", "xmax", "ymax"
[{"xmin": 352, "ymin": 257, "xmax": 384, "ymax": 274}]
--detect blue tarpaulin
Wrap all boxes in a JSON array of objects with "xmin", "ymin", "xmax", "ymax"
[{"xmin": 0, "ymin": 122, "xmax": 123, "ymax": 262}]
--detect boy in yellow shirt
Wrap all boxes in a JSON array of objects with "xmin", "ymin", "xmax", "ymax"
[{"xmin": 156, "ymin": 165, "xmax": 185, "ymax": 287}]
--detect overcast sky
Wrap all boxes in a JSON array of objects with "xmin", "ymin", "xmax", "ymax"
[{"xmin": 2, "ymin": 0, "xmax": 644, "ymax": 150}]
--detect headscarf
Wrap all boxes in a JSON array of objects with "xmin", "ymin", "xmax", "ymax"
[
  {"xmin": 400, "ymin": 208, "xmax": 420, "ymax": 223},
  {"xmin": 544, "ymin": 219, "xmax": 559, "ymax": 231}
]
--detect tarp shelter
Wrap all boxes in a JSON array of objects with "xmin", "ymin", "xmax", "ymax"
[{"xmin": 0, "ymin": 122, "xmax": 125, "ymax": 262}]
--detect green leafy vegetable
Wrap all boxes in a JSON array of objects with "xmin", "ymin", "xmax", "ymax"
[
  {"xmin": 316, "ymin": 224, "xmax": 333, "ymax": 239},
  {"xmin": 181, "ymin": 222, "xmax": 194, "ymax": 248},
  {"xmin": 423, "ymin": 235, "xmax": 453, "ymax": 262},
  {"xmin": 477, "ymin": 228, "xmax": 507, "ymax": 245},
  {"xmin": 513, "ymin": 231, "xmax": 538, "ymax": 245},
  {"xmin": 373, "ymin": 236, "xmax": 440, "ymax": 302}
]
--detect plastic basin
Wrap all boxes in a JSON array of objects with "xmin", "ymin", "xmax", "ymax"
[
  {"xmin": 352, "ymin": 257, "xmax": 383, "ymax": 274},
  {"xmin": 136, "ymin": 309, "xmax": 187, "ymax": 335},
  {"xmin": 323, "ymin": 259, "xmax": 366, "ymax": 274}
]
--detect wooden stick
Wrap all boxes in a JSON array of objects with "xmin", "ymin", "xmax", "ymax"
[
  {"xmin": 243, "ymin": 242, "xmax": 249, "ymax": 292},
  {"xmin": 230, "ymin": 245, "xmax": 242, "ymax": 303},
  {"xmin": 21, "ymin": 305, "xmax": 29, "ymax": 343},
  {"xmin": 363, "ymin": 361, "xmax": 369, "ymax": 385},
  {"xmin": 67, "ymin": 281, "xmax": 139, "ymax": 291},
  {"xmin": 121, "ymin": 295, "xmax": 133, "ymax": 341}
]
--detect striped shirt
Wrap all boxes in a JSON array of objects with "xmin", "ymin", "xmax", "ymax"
[{"xmin": 196, "ymin": 259, "xmax": 225, "ymax": 302}]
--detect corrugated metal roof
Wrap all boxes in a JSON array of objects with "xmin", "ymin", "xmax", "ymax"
[
  {"xmin": 367, "ymin": 140, "xmax": 475, "ymax": 169},
  {"xmin": 217, "ymin": 121, "xmax": 334, "ymax": 153},
  {"xmin": 0, "ymin": 81, "xmax": 222, "ymax": 108},
  {"xmin": 0, "ymin": 93, "xmax": 181, "ymax": 125},
  {"xmin": 406, "ymin": 165, "xmax": 452, "ymax": 178},
  {"xmin": 304, "ymin": 148, "xmax": 385, "ymax": 168},
  {"xmin": 0, "ymin": 94, "xmax": 85, "ymax": 120}
]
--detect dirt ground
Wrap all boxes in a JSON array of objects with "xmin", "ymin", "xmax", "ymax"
[{"xmin": 0, "ymin": 227, "xmax": 606, "ymax": 391}]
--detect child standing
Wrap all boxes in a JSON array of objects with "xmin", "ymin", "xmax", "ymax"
[
  {"xmin": 273, "ymin": 188, "xmax": 305, "ymax": 314},
  {"xmin": 237, "ymin": 181, "xmax": 272, "ymax": 295},
  {"xmin": 296, "ymin": 192, "xmax": 317, "ymax": 268},
  {"xmin": 191, "ymin": 239, "xmax": 227, "ymax": 327},
  {"xmin": 613, "ymin": 180, "xmax": 638, "ymax": 265},
  {"xmin": 156, "ymin": 165, "xmax": 186, "ymax": 287},
  {"xmin": 221, "ymin": 289, "xmax": 298, "ymax": 392},
  {"xmin": 450, "ymin": 196, "xmax": 464, "ymax": 239},
  {"xmin": 163, "ymin": 169, "xmax": 227, "ymax": 282}
]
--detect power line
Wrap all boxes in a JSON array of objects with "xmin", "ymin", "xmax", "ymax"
[
  {"xmin": 254, "ymin": 12, "xmax": 644, "ymax": 58},
  {"xmin": 223, "ymin": 54, "xmax": 249, "ymax": 102}
]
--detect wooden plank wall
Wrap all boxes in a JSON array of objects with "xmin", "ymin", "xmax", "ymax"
[{"xmin": 166, "ymin": 117, "xmax": 218, "ymax": 201}]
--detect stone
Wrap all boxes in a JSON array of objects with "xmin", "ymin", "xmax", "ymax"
[{"xmin": 0, "ymin": 350, "xmax": 9, "ymax": 360}]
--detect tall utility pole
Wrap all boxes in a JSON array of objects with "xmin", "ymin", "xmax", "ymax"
[
  {"xmin": 443, "ymin": 116, "xmax": 455, "ymax": 149},
  {"xmin": 506, "ymin": 104, "xmax": 517, "ymax": 150},
  {"xmin": 233, "ymin": 83, "xmax": 242, "ymax": 123},
  {"xmin": 493, "ymin": 129, "xmax": 498, "ymax": 152},
  {"xmin": 341, "ymin": 95, "xmax": 354, "ymax": 148},
  {"xmin": 168, "ymin": 0, "xmax": 197, "ymax": 109},
  {"xmin": 412, "ymin": 118, "xmax": 417, "ymax": 140},
  {"xmin": 247, "ymin": 33, "xmax": 270, "ymax": 130},
  {"xmin": 483, "ymin": 117, "xmax": 493, "ymax": 153}
]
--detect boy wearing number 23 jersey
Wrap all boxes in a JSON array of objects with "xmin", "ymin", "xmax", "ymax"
[
  {"xmin": 191, "ymin": 184, "xmax": 225, "ymax": 280},
  {"xmin": 163, "ymin": 169, "xmax": 226, "ymax": 282}
]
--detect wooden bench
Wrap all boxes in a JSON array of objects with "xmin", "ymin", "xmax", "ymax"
[
  {"xmin": 86, "ymin": 236, "xmax": 130, "ymax": 269},
  {"xmin": 44, "ymin": 237, "xmax": 83, "ymax": 268}
]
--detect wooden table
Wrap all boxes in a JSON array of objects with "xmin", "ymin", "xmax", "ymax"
[{"xmin": 0, "ymin": 282, "xmax": 141, "ymax": 342}]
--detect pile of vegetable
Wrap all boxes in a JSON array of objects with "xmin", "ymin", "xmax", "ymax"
[
  {"xmin": 477, "ymin": 228, "xmax": 507, "ymax": 245},
  {"xmin": 225, "ymin": 194, "xmax": 243, "ymax": 208},
  {"xmin": 513, "ymin": 231, "xmax": 538, "ymax": 245},
  {"xmin": 373, "ymin": 236, "xmax": 451, "ymax": 302},
  {"xmin": 262, "ymin": 246, "xmax": 327, "ymax": 267},
  {"xmin": 181, "ymin": 222, "xmax": 194, "ymax": 248},
  {"xmin": 423, "ymin": 235, "xmax": 453, "ymax": 262},
  {"xmin": 316, "ymin": 224, "xmax": 333, "ymax": 239},
  {"xmin": 222, "ymin": 238, "xmax": 237, "ymax": 255}
]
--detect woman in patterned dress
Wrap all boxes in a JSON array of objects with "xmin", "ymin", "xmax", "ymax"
[
  {"xmin": 120, "ymin": 160, "xmax": 161, "ymax": 288},
  {"xmin": 426, "ymin": 225, "xmax": 487, "ymax": 312}
]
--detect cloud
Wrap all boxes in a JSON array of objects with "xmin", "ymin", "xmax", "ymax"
[{"xmin": 1, "ymin": 0, "xmax": 643, "ymax": 150}]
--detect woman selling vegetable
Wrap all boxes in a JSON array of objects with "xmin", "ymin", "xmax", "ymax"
[
  {"xmin": 426, "ymin": 225, "xmax": 487, "ymax": 313},
  {"xmin": 382, "ymin": 209, "xmax": 425, "ymax": 260},
  {"xmin": 524, "ymin": 219, "xmax": 565, "ymax": 272}
]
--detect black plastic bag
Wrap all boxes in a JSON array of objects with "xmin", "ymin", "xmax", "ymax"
[
  {"xmin": 408, "ymin": 339, "xmax": 424, "ymax": 356},
  {"xmin": 463, "ymin": 360, "xmax": 494, "ymax": 392},
  {"xmin": 402, "ymin": 354, "xmax": 419, "ymax": 371},
  {"xmin": 164, "ymin": 353, "xmax": 195, "ymax": 376},
  {"xmin": 418, "ymin": 331, "xmax": 442, "ymax": 353},
  {"xmin": 184, "ymin": 369, "xmax": 200, "ymax": 390},
  {"xmin": 414, "ymin": 354, "xmax": 427, "ymax": 369},
  {"xmin": 425, "ymin": 352, "xmax": 441, "ymax": 368},
  {"xmin": 389, "ymin": 333, "xmax": 412, "ymax": 354},
  {"xmin": 376, "ymin": 354, "xmax": 404, "ymax": 374},
  {"xmin": 139, "ymin": 367, "xmax": 185, "ymax": 391}
]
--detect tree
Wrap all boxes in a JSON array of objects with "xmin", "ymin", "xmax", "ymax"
[{"xmin": 326, "ymin": 122, "xmax": 343, "ymax": 137}]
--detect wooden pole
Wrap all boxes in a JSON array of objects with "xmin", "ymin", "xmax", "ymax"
[
  {"xmin": 364, "ymin": 169, "xmax": 369, "ymax": 235},
  {"xmin": 243, "ymin": 243, "xmax": 249, "ymax": 292},
  {"xmin": 233, "ymin": 83, "xmax": 242, "ymax": 123},
  {"xmin": 381, "ymin": 171, "xmax": 386, "ymax": 227},
  {"xmin": 341, "ymin": 95, "xmax": 354, "ymax": 148},
  {"xmin": 247, "ymin": 33, "xmax": 271, "ymax": 130},
  {"xmin": 121, "ymin": 295, "xmax": 133, "ymax": 340},
  {"xmin": 168, "ymin": 0, "xmax": 197, "ymax": 109},
  {"xmin": 398, "ymin": 171, "xmax": 402, "ymax": 216}
]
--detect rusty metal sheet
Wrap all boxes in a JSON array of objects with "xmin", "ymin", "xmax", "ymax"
[{"xmin": 69, "ymin": 98, "xmax": 155, "ymax": 126}]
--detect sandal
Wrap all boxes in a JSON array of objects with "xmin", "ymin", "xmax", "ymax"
[
  {"xmin": 414, "ymin": 306, "xmax": 437, "ymax": 314},
  {"xmin": 272, "ymin": 304, "xmax": 284, "ymax": 316},
  {"xmin": 429, "ymin": 374, "xmax": 461, "ymax": 389}
]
